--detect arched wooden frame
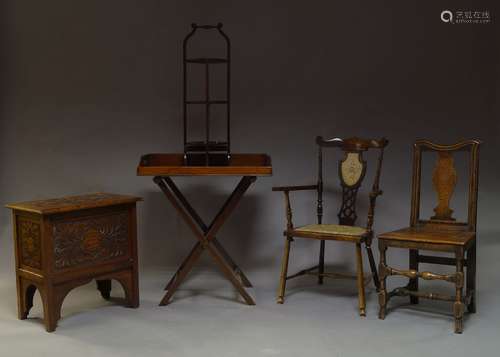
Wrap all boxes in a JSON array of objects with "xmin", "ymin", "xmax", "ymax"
[{"xmin": 17, "ymin": 272, "xmax": 137, "ymax": 332}]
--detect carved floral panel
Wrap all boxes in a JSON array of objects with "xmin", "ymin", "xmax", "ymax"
[
  {"xmin": 18, "ymin": 218, "xmax": 42, "ymax": 269},
  {"xmin": 340, "ymin": 152, "xmax": 365, "ymax": 187},
  {"xmin": 53, "ymin": 212, "xmax": 129, "ymax": 269}
]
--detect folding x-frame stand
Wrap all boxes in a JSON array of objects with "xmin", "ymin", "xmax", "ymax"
[
  {"xmin": 154, "ymin": 175, "xmax": 257, "ymax": 305},
  {"xmin": 138, "ymin": 23, "xmax": 271, "ymax": 305}
]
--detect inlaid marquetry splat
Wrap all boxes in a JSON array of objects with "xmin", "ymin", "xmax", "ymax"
[{"xmin": 431, "ymin": 151, "xmax": 457, "ymax": 221}]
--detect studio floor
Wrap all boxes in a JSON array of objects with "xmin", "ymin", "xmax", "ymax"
[{"xmin": 1, "ymin": 260, "xmax": 499, "ymax": 357}]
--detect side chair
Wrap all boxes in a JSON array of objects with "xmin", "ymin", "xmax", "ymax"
[{"xmin": 378, "ymin": 139, "xmax": 481, "ymax": 333}]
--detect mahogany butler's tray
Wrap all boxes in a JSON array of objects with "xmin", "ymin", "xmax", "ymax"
[
  {"xmin": 137, "ymin": 153, "xmax": 272, "ymax": 176},
  {"xmin": 136, "ymin": 152, "xmax": 272, "ymax": 306}
]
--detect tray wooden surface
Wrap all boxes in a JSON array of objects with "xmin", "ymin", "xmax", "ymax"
[{"xmin": 137, "ymin": 153, "xmax": 272, "ymax": 176}]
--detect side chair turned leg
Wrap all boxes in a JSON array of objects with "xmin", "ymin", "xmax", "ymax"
[
  {"xmin": 378, "ymin": 243, "xmax": 388, "ymax": 320},
  {"xmin": 466, "ymin": 243, "xmax": 477, "ymax": 313},
  {"xmin": 277, "ymin": 236, "xmax": 292, "ymax": 304},
  {"xmin": 355, "ymin": 243, "xmax": 366, "ymax": 317},
  {"xmin": 454, "ymin": 250, "xmax": 465, "ymax": 334},
  {"xmin": 409, "ymin": 249, "xmax": 419, "ymax": 304}
]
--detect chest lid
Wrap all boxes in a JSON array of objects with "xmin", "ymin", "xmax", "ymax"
[{"xmin": 6, "ymin": 193, "xmax": 142, "ymax": 215}]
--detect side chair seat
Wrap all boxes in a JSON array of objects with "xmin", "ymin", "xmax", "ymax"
[
  {"xmin": 379, "ymin": 226, "xmax": 475, "ymax": 247},
  {"xmin": 291, "ymin": 224, "xmax": 368, "ymax": 241}
]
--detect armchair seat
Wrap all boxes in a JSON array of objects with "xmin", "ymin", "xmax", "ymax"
[{"xmin": 291, "ymin": 224, "xmax": 368, "ymax": 241}]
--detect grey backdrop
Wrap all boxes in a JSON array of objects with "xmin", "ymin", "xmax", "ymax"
[{"xmin": 0, "ymin": 0, "xmax": 498, "ymax": 288}]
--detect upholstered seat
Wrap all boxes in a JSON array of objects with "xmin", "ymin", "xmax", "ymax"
[{"xmin": 292, "ymin": 224, "xmax": 368, "ymax": 239}]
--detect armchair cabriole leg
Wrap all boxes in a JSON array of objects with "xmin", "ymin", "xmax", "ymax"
[
  {"xmin": 378, "ymin": 243, "xmax": 388, "ymax": 320},
  {"xmin": 355, "ymin": 243, "xmax": 366, "ymax": 316},
  {"xmin": 277, "ymin": 235, "xmax": 292, "ymax": 304}
]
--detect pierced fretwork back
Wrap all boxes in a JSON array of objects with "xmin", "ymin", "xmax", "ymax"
[
  {"xmin": 410, "ymin": 139, "xmax": 481, "ymax": 231},
  {"xmin": 316, "ymin": 137, "xmax": 388, "ymax": 231}
]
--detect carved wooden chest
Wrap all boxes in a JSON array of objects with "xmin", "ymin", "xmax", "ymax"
[{"xmin": 6, "ymin": 193, "xmax": 141, "ymax": 332}]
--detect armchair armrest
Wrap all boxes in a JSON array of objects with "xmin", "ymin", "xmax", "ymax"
[
  {"xmin": 273, "ymin": 184, "xmax": 318, "ymax": 231},
  {"xmin": 272, "ymin": 184, "xmax": 318, "ymax": 192}
]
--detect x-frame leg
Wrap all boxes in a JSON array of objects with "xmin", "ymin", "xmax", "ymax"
[{"xmin": 154, "ymin": 175, "xmax": 256, "ymax": 306}]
